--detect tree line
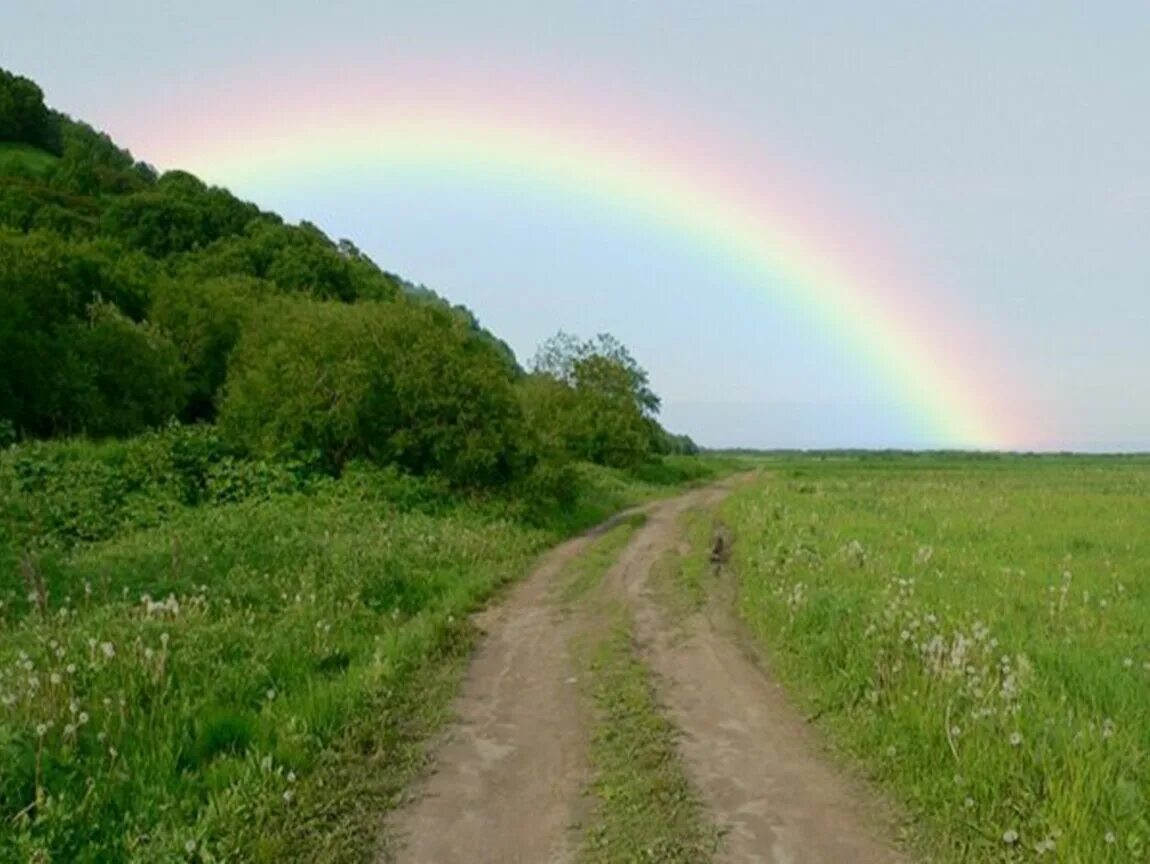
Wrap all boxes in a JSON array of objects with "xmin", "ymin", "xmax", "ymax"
[{"xmin": 0, "ymin": 67, "xmax": 696, "ymax": 495}]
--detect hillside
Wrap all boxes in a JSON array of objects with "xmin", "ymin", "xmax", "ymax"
[
  {"xmin": 0, "ymin": 66, "xmax": 696, "ymax": 474},
  {"xmin": 0, "ymin": 67, "xmax": 720, "ymax": 860}
]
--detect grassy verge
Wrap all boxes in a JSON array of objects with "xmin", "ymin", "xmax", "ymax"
[
  {"xmin": 569, "ymin": 524, "xmax": 718, "ymax": 863},
  {"xmin": 0, "ymin": 429, "xmax": 740, "ymax": 861},
  {"xmin": 722, "ymin": 456, "xmax": 1150, "ymax": 862},
  {"xmin": 561, "ymin": 514, "xmax": 647, "ymax": 605},
  {"xmin": 649, "ymin": 506, "xmax": 716, "ymax": 619},
  {"xmin": 578, "ymin": 610, "xmax": 719, "ymax": 863}
]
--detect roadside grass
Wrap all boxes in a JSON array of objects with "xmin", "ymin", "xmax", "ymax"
[
  {"xmin": 649, "ymin": 506, "xmax": 716, "ymax": 619},
  {"xmin": 570, "ymin": 523, "xmax": 719, "ymax": 863},
  {"xmin": 0, "ymin": 490, "xmax": 545, "ymax": 862},
  {"xmin": 561, "ymin": 514, "xmax": 646, "ymax": 605},
  {"xmin": 0, "ymin": 426, "xmax": 740, "ymax": 861},
  {"xmin": 722, "ymin": 456, "xmax": 1150, "ymax": 863},
  {"xmin": 577, "ymin": 609, "xmax": 720, "ymax": 864}
]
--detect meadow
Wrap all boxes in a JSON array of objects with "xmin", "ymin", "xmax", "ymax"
[
  {"xmin": 0, "ymin": 426, "xmax": 730, "ymax": 863},
  {"xmin": 722, "ymin": 455, "xmax": 1150, "ymax": 863}
]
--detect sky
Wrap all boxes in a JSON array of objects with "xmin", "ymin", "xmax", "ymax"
[{"xmin": 4, "ymin": 2, "xmax": 1149, "ymax": 450}]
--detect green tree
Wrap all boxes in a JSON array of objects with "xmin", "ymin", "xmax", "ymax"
[
  {"xmin": 150, "ymin": 276, "xmax": 263, "ymax": 420},
  {"xmin": 0, "ymin": 67, "xmax": 61, "ymax": 153},
  {"xmin": 527, "ymin": 332, "xmax": 662, "ymax": 468},
  {"xmin": 65, "ymin": 300, "xmax": 186, "ymax": 437},
  {"xmin": 220, "ymin": 297, "xmax": 525, "ymax": 486}
]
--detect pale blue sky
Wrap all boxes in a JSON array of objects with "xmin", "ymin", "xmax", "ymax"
[{"xmin": 5, "ymin": 2, "xmax": 1149, "ymax": 449}]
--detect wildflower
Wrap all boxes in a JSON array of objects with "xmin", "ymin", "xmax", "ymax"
[
  {"xmin": 185, "ymin": 839, "xmax": 197, "ymax": 854},
  {"xmin": 283, "ymin": 789, "xmax": 295, "ymax": 803},
  {"xmin": 64, "ymin": 723, "xmax": 76, "ymax": 736},
  {"xmin": 1003, "ymin": 829, "xmax": 1019, "ymax": 845},
  {"xmin": 885, "ymin": 745, "xmax": 897, "ymax": 757},
  {"xmin": 100, "ymin": 642, "xmax": 115, "ymax": 659},
  {"xmin": 1009, "ymin": 732, "xmax": 1023, "ymax": 747},
  {"xmin": 266, "ymin": 688, "xmax": 277, "ymax": 701},
  {"xmin": 287, "ymin": 771, "xmax": 296, "ymax": 783},
  {"xmin": 50, "ymin": 672, "xmax": 61, "ymax": 685},
  {"xmin": 1123, "ymin": 657, "xmax": 1133, "ymax": 669},
  {"xmin": 36, "ymin": 724, "xmax": 47, "ymax": 737},
  {"xmin": 1102, "ymin": 718, "xmax": 1115, "ymax": 740},
  {"xmin": 79, "ymin": 712, "xmax": 89, "ymax": 724},
  {"xmin": 963, "ymin": 797, "xmax": 975, "ymax": 809},
  {"xmin": 66, "ymin": 664, "xmax": 76, "ymax": 674},
  {"xmin": 1105, "ymin": 832, "xmax": 1117, "ymax": 845}
]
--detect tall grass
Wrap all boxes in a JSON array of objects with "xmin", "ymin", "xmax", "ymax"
[
  {"xmin": 0, "ymin": 427, "xmax": 735, "ymax": 861},
  {"xmin": 724, "ymin": 457, "xmax": 1150, "ymax": 862}
]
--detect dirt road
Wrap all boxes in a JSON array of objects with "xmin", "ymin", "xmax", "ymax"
[{"xmin": 384, "ymin": 485, "xmax": 904, "ymax": 863}]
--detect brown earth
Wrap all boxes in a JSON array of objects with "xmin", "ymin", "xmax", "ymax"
[{"xmin": 384, "ymin": 484, "xmax": 906, "ymax": 863}]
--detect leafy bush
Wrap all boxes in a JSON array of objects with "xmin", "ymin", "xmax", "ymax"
[{"xmin": 220, "ymin": 297, "xmax": 527, "ymax": 486}]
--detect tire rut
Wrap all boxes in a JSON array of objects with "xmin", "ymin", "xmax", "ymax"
[
  {"xmin": 609, "ymin": 487, "xmax": 905, "ymax": 864},
  {"xmin": 385, "ymin": 483, "xmax": 905, "ymax": 863}
]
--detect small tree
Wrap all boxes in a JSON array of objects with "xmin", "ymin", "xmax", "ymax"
[{"xmin": 526, "ymin": 332, "xmax": 661, "ymax": 469}]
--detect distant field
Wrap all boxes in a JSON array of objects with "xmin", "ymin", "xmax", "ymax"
[
  {"xmin": 723, "ymin": 456, "xmax": 1150, "ymax": 862},
  {"xmin": 0, "ymin": 142, "xmax": 57, "ymax": 176}
]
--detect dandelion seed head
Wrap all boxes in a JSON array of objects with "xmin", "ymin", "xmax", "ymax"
[{"xmin": 1003, "ymin": 829, "xmax": 1019, "ymax": 844}]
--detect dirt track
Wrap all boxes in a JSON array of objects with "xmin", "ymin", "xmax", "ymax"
[{"xmin": 384, "ymin": 484, "xmax": 904, "ymax": 863}]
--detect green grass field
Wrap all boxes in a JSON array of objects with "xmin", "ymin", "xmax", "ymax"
[{"xmin": 722, "ymin": 456, "xmax": 1150, "ymax": 862}]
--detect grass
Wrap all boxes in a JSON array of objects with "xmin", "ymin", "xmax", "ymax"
[
  {"xmin": 0, "ymin": 427, "xmax": 738, "ymax": 861},
  {"xmin": 568, "ymin": 524, "xmax": 719, "ymax": 863},
  {"xmin": 649, "ymin": 505, "xmax": 719, "ymax": 619},
  {"xmin": 721, "ymin": 455, "xmax": 1150, "ymax": 862},
  {"xmin": 0, "ymin": 143, "xmax": 58, "ymax": 177},
  {"xmin": 561, "ymin": 514, "xmax": 647, "ymax": 605},
  {"xmin": 578, "ymin": 612, "xmax": 720, "ymax": 863}
]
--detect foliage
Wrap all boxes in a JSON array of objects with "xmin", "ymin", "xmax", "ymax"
[
  {"xmin": 0, "ymin": 69, "xmax": 61, "ymax": 154},
  {"xmin": 64, "ymin": 300, "xmax": 186, "ymax": 438},
  {"xmin": 722, "ymin": 456, "xmax": 1150, "ymax": 863},
  {"xmin": 150, "ymin": 276, "xmax": 263, "ymax": 421},
  {"xmin": 526, "ymin": 332, "xmax": 663, "ymax": 469},
  {"xmin": 219, "ymin": 297, "xmax": 526, "ymax": 485}
]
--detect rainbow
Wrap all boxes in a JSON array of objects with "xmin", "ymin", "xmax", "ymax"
[{"xmin": 113, "ymin": 73, "xmax": 1031, "ymax": 449}]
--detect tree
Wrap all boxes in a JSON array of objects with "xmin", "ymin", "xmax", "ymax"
[
  {"xmin": 64, "ymin": 300, "xmax": 186, "ymax": 437},
  {"xmin": 150, "ymin": 276, "xmax": 263, "ymax": 420},
  {"xmin": 0, "ymin": 67, "xmax": 61, "ymax": 154},
  {"xmin": 219, "ymin": 297, "xmax": 526, "ymax": 486},
  {"xmin": 526, "ymin": 332, "xmax": 662, "ymax": 468}
]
